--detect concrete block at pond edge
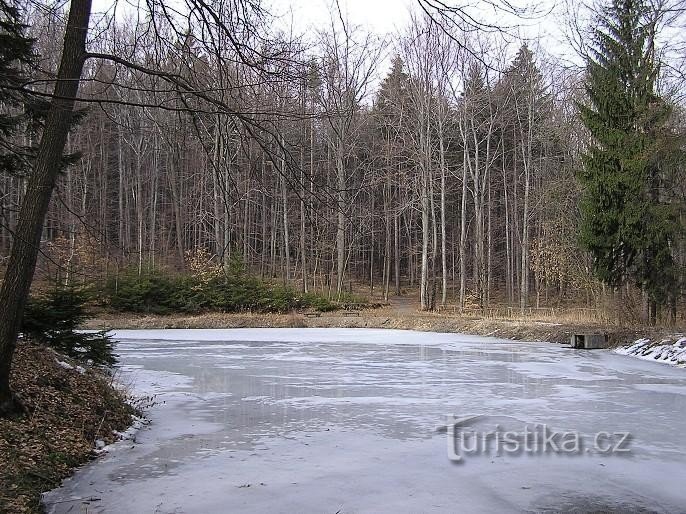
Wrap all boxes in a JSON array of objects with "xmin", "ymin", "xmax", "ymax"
[{"xmin": 570, "ymin": 333, "xmax": 609, "ymax": 349}]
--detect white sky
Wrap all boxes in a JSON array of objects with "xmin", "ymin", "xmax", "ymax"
[
  {"xmin": 266, "ymin": 0, "xmax": 580, "ymax": 68},
  {"xmin": 90, "ymin": 0, "xmax": 584, "ymax": 75},
  {"xmin": 268, "ymin": 0, "xmax": 416, "ymax": 36}
]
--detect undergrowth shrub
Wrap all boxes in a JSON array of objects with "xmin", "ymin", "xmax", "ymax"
[
  {"xmin": 103, "ymin": 267, "xmax": 336, "ymax": 315},
  {"xmin": 300, "ymin": 292, "xmax": 338, "ymax": 312},
  {"xmin": 335, "ymin": 291, "xmax": 369, "ymax": 305},
  {"xmin": 22, "ymin": 287, "xmax": 116, "ymax": 366}
]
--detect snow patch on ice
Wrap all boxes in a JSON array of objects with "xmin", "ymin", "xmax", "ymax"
[{"xmin": 615, "ymin": 337, "xmax": 686, "ymax": 368}]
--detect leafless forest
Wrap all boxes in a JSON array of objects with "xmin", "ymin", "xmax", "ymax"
[{"xmin": 2, "ymin": 0, "xmax": 685, "ymax": 320}]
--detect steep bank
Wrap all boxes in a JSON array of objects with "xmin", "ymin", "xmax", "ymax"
[{"xmin": 0, "ymin": 343, "xmax": 135, "ymax": 513}]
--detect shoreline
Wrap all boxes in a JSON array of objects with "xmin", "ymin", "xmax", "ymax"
[{"xmin": 83, "ymin": 310, "xmax": 682, "ymax": 347}]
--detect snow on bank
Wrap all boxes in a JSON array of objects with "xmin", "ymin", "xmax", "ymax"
[
  {"xmin": 615, "ymin": 337, "xmax": 686, "ymax": 367},
  {"xmin": 94, "ymin": 415, "xmax": 149, "ymax": 455},
  {"xmin": 50, "ymin": 352, "xmax": 150, "ymax": 456},
  {"xmin": 54, "ymin": 358, "xmax": 86, "ymax": 374}
]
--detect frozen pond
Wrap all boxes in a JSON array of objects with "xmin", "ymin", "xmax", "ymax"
[{"xmin": 43, "ymin": 328, "xmax": 686, "ymax": 513}]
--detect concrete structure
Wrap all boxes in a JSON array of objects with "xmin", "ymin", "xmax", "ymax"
[{"xmin": 571, "ymin": 333, "xmax": 609, "ymax": 349}]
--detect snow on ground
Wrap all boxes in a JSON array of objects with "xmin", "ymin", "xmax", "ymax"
[
  {"xmin": 43, "ymin": 328, "xmax": 686, "ymax": 513},
  {"xmin": 94, "ymin": 416, "xmax": 150, "ymax": 456},
  {"xmin": 54, "ymin": 358, "xmax": 86, "ymax": 374},
  {"xmin": 615, "ymin": 337, "xmax": 686, "ymax": 367}
]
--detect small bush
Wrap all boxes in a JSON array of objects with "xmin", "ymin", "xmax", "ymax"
[
  {"xmin": 104, "ymin": 270, "xmax": 183, "ymax": 314},
  {"xmin": 335, "ymin": 291, "xmax": 369, "ymax": 306},
  {"xmin": 22, "ymin": 287, "xmax": 117, "ymax": 366},
  {"xmin": 300, "ymin": 292, "xmax": 337, "ymax": 312}
]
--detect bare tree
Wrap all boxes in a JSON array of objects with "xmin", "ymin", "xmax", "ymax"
[{"xmin": 316, "ymin": 12, "xmax": 381, "ymax": 297}]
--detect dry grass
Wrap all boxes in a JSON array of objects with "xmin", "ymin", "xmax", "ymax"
[{"xmin": 81, "ymin": 306, "xmax": 682, "ymax": 346}]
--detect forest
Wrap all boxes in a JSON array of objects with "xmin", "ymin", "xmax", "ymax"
[{"xmin": 1, "ymin": 0, "xmax": 685, "ymax": 323}]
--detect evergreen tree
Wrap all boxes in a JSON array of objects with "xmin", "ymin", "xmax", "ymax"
[
  {"xmin": 496, "ymin": 44, "xmax": 549, "ymax": 159},
  {"xmin": 22, "ymin": 287, "xmax": 117, "ymax": 366},
  {"xmin": 461, "ymin": 61, "xmax": 491, "ymax": 154},
  {"xmin": 0, "ymin": 0, "xmax": 36, "ymax": 176},
  {"xmin": 374, "ymin": 56, "xmax": 411, "ymax": 143},
  {"xmin": 1, "ymin": 1, "xmax": 81, "ymax": 179},
  {"xmin": 578, "ymin": 0, "xmax": 677, "ymax": 323}
]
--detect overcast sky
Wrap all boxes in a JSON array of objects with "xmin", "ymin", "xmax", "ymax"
[
  {"xmin": 269, "ymin": 0, "xmax": 416, "ymax": 36},
  {"xmin": 92, "ymin": 0, "xmax": 572, "ymax": 48},
  {"xmin": 266, "ymin": 0, "xmax": 579, "ymax": 66},
  {"xmin": 90, "ymin": 0, "xmax": 584, "ymax": 74}
]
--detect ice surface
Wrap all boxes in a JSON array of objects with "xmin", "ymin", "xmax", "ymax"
[{"xmin": 43, "ymin": 328, "xmax": 686, "ymax": 513}]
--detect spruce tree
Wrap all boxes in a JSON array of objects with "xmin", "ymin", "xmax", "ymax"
[
  {"xmin": 375, "ymin": 56, "xmax": 411, "ymax": 133},
  {"xmin": 578, "ymin": 0, "xmax": 676, "ymax": 323},
  {"xmin": 22, "ymin": 287, "xmax": 117, "ymax": 366},
  {"xmin": 0, "ymin": 0, "xmax": 36, "ymax": 176}
]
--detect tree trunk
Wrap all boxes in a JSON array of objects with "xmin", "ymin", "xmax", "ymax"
[
  {"xmin": 459, "ymin": 142, "xmax": 468, "ymax": 309},
  {"xmin": 300, "ymin": 126, "xmax": 308, "ymax": 293},
  {"xmin": 439, "ymin": 133, "xmax": 447, "ymax": 307},
  {"xmin": 420, "ymin": 182, "xmax": 430, "ymax": 310},
  {"xmin": 0, "ymin": 0, "xmax": 92, "ymax": 417},
  {"xmin": 117, "ymin": 122, "xmax": 125, "ymax": 258},
  {"xmin": 520, "ymin": 140, "xmax": 531, "ymax": 314},
  {"xmin": 335, "ymin": 150, "xmax": 345, "ymax": 297},
  {"xmin": 167, "ymin": 152, "xmax": 185, "ymax": 267},
  {"xmin": 281, "ymin": 140, "xmax": 290, "ymax": 282}
]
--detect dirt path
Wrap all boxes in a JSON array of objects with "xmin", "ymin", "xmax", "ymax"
[
  {"xmin": 387, "ymin": 295, "xmax": 419, "ymax": 314},
  {"xmin": 387, "ymin": 295, "xmax": 418, "ymax": 314}
]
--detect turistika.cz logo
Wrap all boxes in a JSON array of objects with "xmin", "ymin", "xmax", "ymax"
[{"xmin": 440, "ymin": 415, "xmax": 632, "ymax": 463}]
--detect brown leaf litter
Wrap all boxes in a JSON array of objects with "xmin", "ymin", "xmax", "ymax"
[{"xmin": 0, "ymin": 342, "xmax": 136, "ymax": 513}]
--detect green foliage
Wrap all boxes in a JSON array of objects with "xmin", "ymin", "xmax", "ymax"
[
  {"xmin": 105, "ymin": 269, "xmax": 190, "ymax": 314},
  {"xmin": 104, "ymin": 267, "xmax": 336, "ymax": 315},
  {"xmin": 300, "ymin": 292, "xmax": 338, "ymax": 312},
  {"xmin": 335, "ymin": 291, "xmax": 369, "ymax": 306},
  {"xmin": 22, "ymin": 287, "xmax": 116, "ymax": 366},
  {"xmin": 0, "ymin": 0, "xmax": 36, "ymax": 176},
  {"xmin": 577, "ymin": 0, "xmax": 679, "ymax": 312},
  {"xmin": 0, "ymin": 0, "xmax": 85, "ymax": 178}
]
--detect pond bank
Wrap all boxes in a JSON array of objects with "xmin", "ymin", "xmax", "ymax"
[
  {"xmin": 84, "ymin": 310, "xmax": 680, "ymax": 347},
  {"xmin": 0, "ymin": 343, "xmax": 135, "ymax": 513}
]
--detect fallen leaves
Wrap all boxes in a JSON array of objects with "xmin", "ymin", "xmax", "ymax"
[{"xmin": 0, "ymin": 342, "xmax": 135, "ymax": 513}]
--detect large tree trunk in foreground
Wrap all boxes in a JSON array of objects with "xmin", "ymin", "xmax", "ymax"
[{"xmin": 0, "ymin": 0, "xmax": 92, "ymax": 417}]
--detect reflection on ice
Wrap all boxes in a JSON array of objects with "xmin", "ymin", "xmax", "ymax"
[{"xmin": 43, "ymin": 329, "xmax": 686, "ymax": 513}]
